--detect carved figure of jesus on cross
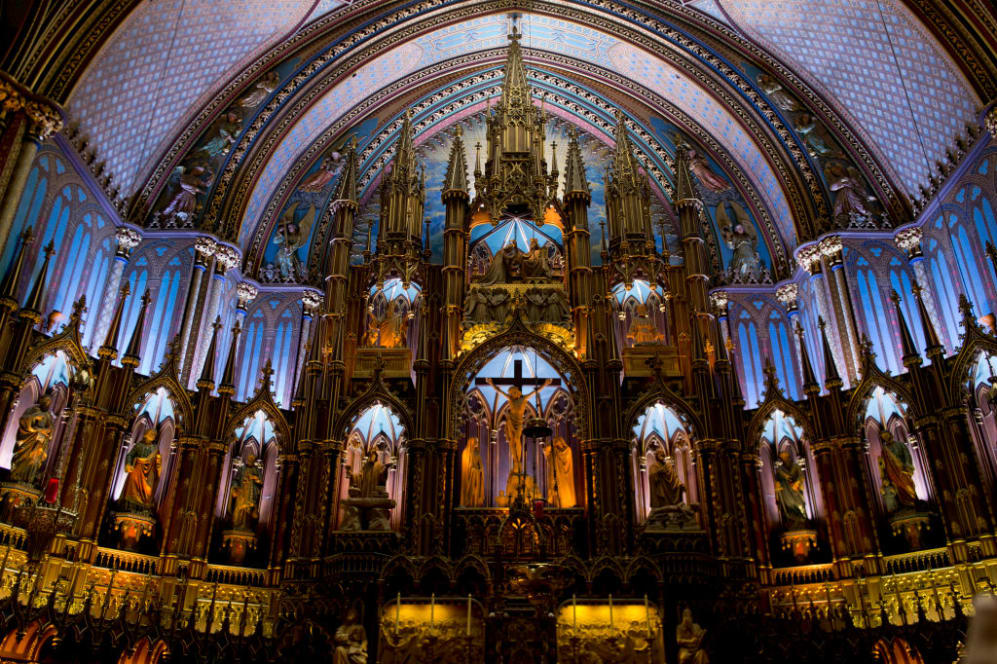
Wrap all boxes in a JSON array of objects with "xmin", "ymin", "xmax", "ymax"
[{"xmin": 476, "ymin": 358, "xmax": 561, "ymax": 474}]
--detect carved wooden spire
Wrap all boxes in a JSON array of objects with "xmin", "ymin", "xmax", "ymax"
[
  {"xmin": 121, "ymin": 289, "xmax": 151, "ymax": 368},
  {"xmin": 443, "ymin": 125, "xmax": 469, "ymax": 197}
]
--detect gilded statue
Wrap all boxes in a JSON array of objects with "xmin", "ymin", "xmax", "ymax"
[
  {"xmin": 627, "ymin": 303, "xmax": 663, "ymax": 345},
  {"xmin": 648, "ymin": 447, "xmax": 684, "ymax": 508},
  {"xmin": 488, "ymin": 378, "xmax": 552, "ymax": 474},
  {"xmin": 9, "ymin": 394, "xmax": 54, "ymax": 485},
  {"xmin": 121, "ymin": 429, "xmax": 162, "ymax": 513},
  {"xmin": 460, "ymin": 437, "xmax": 485, "ymax": 507},
  {"xmin": 774, "ymin": 448, "xmax": 808, "ymax": 529},
  {"xmin": 676, "ymin": 608, "xmax": 709, "ymax": 664},
  {"xmin": 368, "ymin": 300, "xmax": 409, "ymax": 348},
  {"xmin": 878, "ymin": 430, "xmax": 917, "ymax": 511},
  {"xmin": 229, "ymin": 452, "xmax": 264, "ymax": 530},
  {"xmin": 333, "ymin": 607, "xmax": 368, "ymax": 664},
  {"xmin": 543, "ymin": 436, "xmax": 576, "ymax": 507}
]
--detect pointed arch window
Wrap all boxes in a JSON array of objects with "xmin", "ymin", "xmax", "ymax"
[
  {"xmin": 140, "ymin": 256, "xmax": 183, "ymax": 375},
  {"xmin": 82, "ymin": 236, "xmax": 113, "ymax": 349},
  {"xmin": 2, "ymin": 155, "xmax": 51, "ymax": 273},
  {"xmin": 238, "ymin": 309, "xmax": 266, "ymax": 401},
  {"xmin": 737, "ymin": 311, "xmax": 763, "ymax": 407}
]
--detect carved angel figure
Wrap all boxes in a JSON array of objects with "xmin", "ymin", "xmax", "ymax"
[
  {"xmin": 718, "ymin": 202, "xmax": 762, "ymax": 283},
  {"xmin": 238, "ymin": 70, "xmax": 280, "ymax": 109},
  {"xmin": 273, "ymin": 203, "xmax": 317, "ymax": 282},
  {"xmin": 757, "ymin": 73, "xmax": 799, "ymax": 112}
]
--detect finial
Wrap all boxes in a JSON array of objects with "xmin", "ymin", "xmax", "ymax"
[
  {"xmin": 70, "ymin": 295, "xmax": 87, "ymax": 326},
  {"xmin": 888, "ymin": 289, "xmax": 901, "ymax": 306},
  {"xmin": 259, "ymin": 358, "xmax": 274, "ymax": 391}
]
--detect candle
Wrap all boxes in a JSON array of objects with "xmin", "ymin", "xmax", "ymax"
[
  {"xmin": 430, "ymin": 593, "xmax": 435, "ymax": 624},
  {"xmin": 396, "ymin": 592, "xmax": 400, "ymax": 631},
  {"xmin": 644, "ymin": 594, "xmax": 651, "ymax": 636},
  {"xmin": 44, "ymin": 478, "xmax": 59, "ymax": 503},
  {"xmin": 466, "ymin": 594, "xmax": 472, "ymax": 636},
  {"xmin": 572, "ymin": 594, "xmax": 577, "ymax": 628},
  {"xmin": 608, "ymin": 594, "xmax": 613, "ymax": 627}
]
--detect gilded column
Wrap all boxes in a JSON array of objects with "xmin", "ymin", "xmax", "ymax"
[
  {"xmin": 563, "ymin": 128, "xmax": 593, "ymax": 356},
  {"xmin": 92, "ymin": 226, "xmax": 141, "ymax": 349}
]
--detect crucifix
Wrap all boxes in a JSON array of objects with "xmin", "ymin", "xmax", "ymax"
[{"xmin": 475, "ymin": 358, "xmax": 561, "ymax": 479}]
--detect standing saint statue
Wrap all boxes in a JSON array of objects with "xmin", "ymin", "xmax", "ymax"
[
  {"xmin": 354, "ymin": 448, "xmax": 388, "ymax": 498},
  {"xmin": 487, "ymin": 378, "xmax": 552, "ymax": 475},
  {"xmin": 542, "ymin": 436, "xmax": 576, "ymax": 507},
  {"xmin": 521, "ymin": 238, "xmax": 551, "ymax": 280},
  {"xmin": 648, "ymin": 447, "xmax": 685, "ymax": 508},
  {"xmin": 333, "ymin": 607, "xmax": 368, "ymax": 664},
  {"xmin": 774, "ymin": 448, "xmax": 808, "ymax": 529},
  {"xmin": 229, "ymin": 452, "xmax": 264, "ymax": 530},
  {"xmin": 478, "ymin": 243, "xmax": 521, "ymax": 285},
  {"xmin": 9, "ymin": 394, "xmax": 54, "ymax": 485},
  {"xmin": 121, "ymin": 429, "xmax": 162, "ymax": 513},
  {"xmin": 376, "ymin": 300, "xmax": 409, "ymax": 349},
  {"xmin": 676, "ymin": 608, "xmax": 709, "ymax": 664},
  {"xmin": 879, "ymin": 430, "xmax": 917, "ymax": 510},
  {"xmin": 460, "ymin": 437, "xmax": 485, "ymax": 507}
]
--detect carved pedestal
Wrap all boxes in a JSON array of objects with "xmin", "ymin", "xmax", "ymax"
[
  {"xmin": 0, "ymin": 481, "xmax": 41, "ymax": 518},
  {"xmin": 888, "ymin": 511, "xmax": 932, "ymax": 550},
  {"xmin": 112, "ymin": 511, "xmax": 156, "ymax": 551},
  {"xmin": 780, "ymin": 528, "xmax": 818, "ymax": 563},
  {"xmin": 338, "ymin": 489, "xmax": 396, "ymax": 532},
  {"xmin": 12, "ymin": 501, "xmax": 77, "ymax": 561},
  {"xmin": 645, "ymin": 503, "xmax": 701, "ymax": 532},
  {"xmin": 353, "ymin": 348, "xmax": 411, "ymax": 379},
  {"xmin": 498, "ymin": 473, "xmax": 538, "ymax": 507},
  {"xmin": 622, "ymin": 346, "xmax": 681, "ymax": 378},
  {"xmin": 221, "ymin": 528, "xmax": 258, "ymax": 565}
]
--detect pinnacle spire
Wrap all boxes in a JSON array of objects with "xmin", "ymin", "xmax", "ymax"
[
  {"xmin": 889, "ymin": 290, "xmax": 920, "ymax": 362},
  {"xmin": 388, "ymin": 111, "xmax": 416, "ymax": 186},
  {"xmin": 0, "ymin": 226, "xmax": 32, "ymax": 308},
  {"xmin": 611, "ymin": 110, "xmax": 641, "ymax": 186},
  {"xmin": 218, "ymin": 320, "xmax": 242, "ymax": 396},
  {"xmin": 443, "ymin": 126, "xmax": 468, "ymax": 196},
  {"xmin": 98, "ymin": 283, "xmax": 131, "ymax": 361},
  {"xmin": 563, "ymin": 127, "xmax": 590, "ymax": 197},
  {"xmin": 501, "ymin": 27, "xmax": 531, "ymax": 109},
  {"xmin": 197, "ymin": 316, "xmax": 222, "ymax": 390},
  {"xmin": 910, "ymin": 279, "xmax": 943, "ymax": 353},
  {"xmin": 23, "ymin": 241, "xmax": 55, "ymax": 314},
  {"xmin": 333, "ymin": 137, "xmax": 358, "ymax": 203},
  {"xmin": 122, "ymin": 289, "xmax": 151, "ymax": 368},
  {"xmin": 762, "ymin": 358, "xmax": 783, "ymax": 400},
  {"xmin": 817, "ymin": 317, "xmax": 841, "ymax": 387},
  {"xmin": 674, "ymin": 142, "xmax": 698, "ymax": 203},
  {"xmin": 794, "ymin": 322, "xmax": 819, "ymax": 392}
]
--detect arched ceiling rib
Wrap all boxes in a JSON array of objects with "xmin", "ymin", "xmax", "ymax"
[
  {"xmin": 717, "ymin": 0, "xmax": 982, "ymax": 195},
  {"xmin": 239, "ymin": 13, "xmax": 794, "ymax": 250},
  {"xmin": 66, "ymin": 0, "xmax": 320, "ymax": 193}
]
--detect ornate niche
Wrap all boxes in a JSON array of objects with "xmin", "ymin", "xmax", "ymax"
[
  {"xmin": 758, "ymin": 409, "xmax": 824, "ymax": 564},
  {"xmin": 631, "ymin": 401, "xmax": 699, "ymax": 532},
  {"xmin": 106, "ymin": 387, "xmax": 176, "ymax": 552},
  {"xmin": 462, "ymin": 217, "xmax": 571, "ymax": 352},
  {"xmin": 335, "ymin": 402, "xmax": 407, "ymax": 533},
  {"xmin": 861, "ymin": 386, "xmax": 939, "ymax": 551},
  {"xmin": 215, "ymin": 409, "xmax": 281, "ymax": 565},
  {"xmin": 611, "ymin": 280, "xmax": 680, "ymax": 379},
  {"xmin": 356, "ymin": 278, "xmax": 419, "ymax": 379}
]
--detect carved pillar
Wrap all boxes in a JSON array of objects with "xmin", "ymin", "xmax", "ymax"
[
  {"xmin": 819, "ymin": 236, "xmax": 860, "ymax": 384},
  {"xmin": 895, "ymin": 226, "xmax": 948, "ymax": 348},
  {"xmin": 189, "ymin": 245, "xmax": 239, "ymax": 385},
  {"xmin": 92, "ymin": 227, "xmax": 141, "ymax": 349},
  {"xmin": 0, "ymin": 81, "xmax": 62, "ymax": 258},
  {"xmin": 775, "ymin": 283, "xmax": 802, "ymax": 390},
  {"xmin": 178, "ymin": 237, "xmax": 217, "ymax": 375},
  {"xmin": 797, "ymin": 246, "xmax": 843, "ymax": 386}
]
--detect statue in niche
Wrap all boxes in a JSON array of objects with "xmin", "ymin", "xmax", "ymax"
[
  {"xmin": 687, "ymin": 149, "xmax": 731, "ymax": 194},
  {"xmin": 541, "ymin": 289, "xmax": 570, "ymax": 323},
  {"xmin": 463, "ymin": 287, "xmax": 490, "ymax": 326},
  {"xmin": 229, "ymin": 452, "xmax": 264, "ymax": 530},
  {"xmin": 676, "ymin": 608, "xmax": 709, "ymax": 664},
  {"xmin": 648, "ymin": 447, "xmax": 684, "ymax": 508},
  {"xmin": 521, "ymin": 238, "xmax": 552, "ymax": 281},
  {"xmin": 156, "ymin": 165, "xmax": 212, "ymax": 226},
  {"xmin": 825, "ymin": 162, "xmax": 871, "ymax": 221},
  {"xmin": 460, "ymin": 437, "xmax": 485, "ymax": 507},
  {"xmin": 878, "ymin": 430, "xmax": 917, "ymax": 511},
  {"xmin": 488, "ymin": 378, "xmax": 553, "ymax": 475},
  {"xmin": 9, "ymin": 394, "xmax": 54, "ymax": 485},
  {"xmin": 627, "ymin": 303, "xmax": 664, "ymax": 345},
  {"xmin": 774, "ymin": 448, "xmax": 808, "ymax": 529},
  {"xmin": 367, "ymin": 299, "xmax": 409, "ymax": 348},
  {"xmin": 274, "ymin": 203, "xmax": 316, "ymax": 282},
  {"xmin": 793, "ymin": 113, "xmax": 839, "ymax": 160},
  {"xmin": 543, "ymin": 436, "xmax": 575, "ymax": 507},
  {"xmin": 299, "ymin": 151, "xmax": 343, "ymax": 193},
  {"xmin": 756, "ymin": 73, "xmax": 799, "ymax": 112},
  {"xmin": 354, "ymin": 447, "xmax": 388, "ymax": 498},
  {"xmin": 478, "ymin": 243, "xmax": 521, "ymax": 285},
  {"xmin": 238, "ymin": 70, "xmax": 280, "ymax": 109},
  {"xmin": 333, "ymin": 607, "xmax": 368, "ymax": 664},
  {"xmin": 199, "ymin": 112, "xmax": 241, "ymax": 160},
  {"xmin": 121, "ymin": 429, "xmax": 162, "ymax": 513},
  {"xmin": 718, "ymin": 202, "xmax": 763, "ymax": 282}
]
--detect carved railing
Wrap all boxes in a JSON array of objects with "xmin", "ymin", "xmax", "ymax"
[
  {"xmin": 93, "ymin": 547, "xmax": 159, "ymax": 575},
  {"xmin": 771, "ymin": 563, "xmax": 835, "ymax": 586},
  {"xmin": 882, "ymin": 548, "xmax": 951, "ymax": 575},
  {"xmin": 205, "ymin": 563, "xmax": 267, "ymax": 587}
]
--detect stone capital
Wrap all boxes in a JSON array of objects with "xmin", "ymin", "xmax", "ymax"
[
  {"xmin": 236, "ymin": 282, "xmax": 258, "ymax": 308},
  {"xmin": 114, "ymin": 226, "xmax": 142, "ymax": 255},
  {"xmin": 214, "ymin": 245, "xmax": 241, "ymax": 271},
  {"xmin": 302, "ymin": 290, "xmax": 323, "ymax": 314},
  {"xmin": 894, "ymin": 226, "xmax": 923, "ymax": 258},
  {"xmin": 796, "ymin": 245, "xmax": 822, "ymax": 274},
  {"xmin": 776, "ymin": 283, "xmax": 799, "ymax": 310},
  {"xmin": 709, "ymin": 290, "xmax": 729, "ymax": 315},
  {"xmin": 194, "ymin": 236, "xmax": 218, "ymax": 260},
  {"xmin": 986, "ymin": 106, "xmax": 997, "ymax": 140}
]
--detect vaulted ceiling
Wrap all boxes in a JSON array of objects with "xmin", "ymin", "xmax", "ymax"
[{"xmin": 7, "ymin": 0, "xmax": 994, "ymax": 281}]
